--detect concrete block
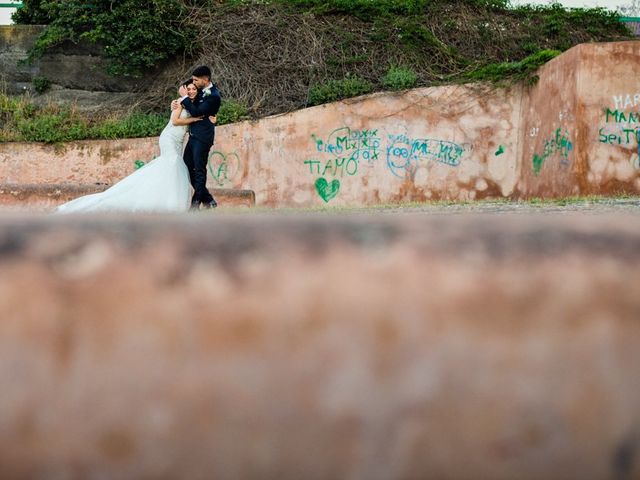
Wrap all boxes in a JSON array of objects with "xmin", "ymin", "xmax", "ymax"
[{"xmin": 0, "ymin": 213, "xmax": 638, "ymax": 479}]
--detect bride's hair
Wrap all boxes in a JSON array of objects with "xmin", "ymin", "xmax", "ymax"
[{"xmin": 182, "ymin": 78, "xmax": 194, "ymax": 87}]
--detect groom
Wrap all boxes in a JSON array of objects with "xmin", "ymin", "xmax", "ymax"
[{"xmin": 174, "ymin": 65, "xmax": 221, "ymax": 210}]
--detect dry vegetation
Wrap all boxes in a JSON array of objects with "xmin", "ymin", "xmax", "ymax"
[
  {"xmin": 6, "ymin": 0, "xmax": 633, "ymax": 142},
  {"xmin": 134, "ymin": 0, "xmax": 631, "ymax": 117}
]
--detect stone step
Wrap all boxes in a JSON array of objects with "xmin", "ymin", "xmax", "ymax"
[{"xmin": 0, "ymin": 183, "xmax": 256, "ymax": 210}]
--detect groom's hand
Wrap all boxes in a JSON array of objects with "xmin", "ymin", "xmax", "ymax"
[{"xmin": 178, "ymin": 85, "xmax": 188, "ymax": 97}]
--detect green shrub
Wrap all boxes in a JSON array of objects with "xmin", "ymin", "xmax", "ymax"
[
  {"xmin": 32, "ymin": 76, "xmax": 51, "ymax": 94},
  {"xmin": 381, "ymin": 66, "xmax": 418, "ymax": 91},
  {"xmin": 308, "ymin": 76, "xmax": 373, "ymax": 105},
  {"xmin": 22, "ymin": 0, "xmax": 190, "ymax": 77},
  {"xmin": 11, "ymin": 0, "xmax": 53, "ymax": 24},
  {"xmin": 15, "ymin": 111, "xmax": 167, "ymax": 143},
  {"xmin": 465, "ymin": 49, "xmax": 562, "ymax": 84},
  {"xmin": 0, "ymin": 93, "xmax": 167, "ymax": 143},
  {"xmin": 17, "ymin": 110, "xmax": 87, "ymax": 143},
  {"xmin": 216, "ymin": 100, "xmax": 250, "ymax": 125},
  {"xmin": 89, "ymin": 113, "xmax": 166, "ymax": 139},
  {"xmin": 0, "ymin": 93, "xmax": 22, "ymax": 114},
  {"xmin": 0, "ymin": 87, "xmax": 249, "ymax": 141}
]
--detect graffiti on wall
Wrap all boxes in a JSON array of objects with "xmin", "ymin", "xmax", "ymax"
[
  {"xmin": 599, "ymin": 108, "xmax": 640, "ymax": 146},
  {"xmin": 208, "ymin": 150, "xmax": 242, "ymax": 186},
  {"xmin": 306, "ymin": 127, "xmax": 382, "ymax": 202},
  {"xmin": 312, "ymin": 127, "xmax": 381, "ymax": 162},
  {"xmin": 612, "ymin": 93, "xmax": 640, "ymax": 110},
  {"xmin": 598, "ymin": 103, "xmax": 640, "ymax": 169},
  {"xmin": 315, "ymin": 177, "xmax": 340, "ymax": 202},
  {"xmin": 386, "ymin": 134, "xmax": 465, "ymax": 178},
  {"xmin": 303, "ymin": 157, "xmax": 360, "ymax": 177},
  {"xmin": 305, "ymin": 126, "xmax": 467, "ymax": 201},
  {"xmin": 129, "ymin": 150, "xmax": 243, "ymax": 184},
  {"xmin": 532, "ymin": 128, "xmax": 573, "ymax": 176}
]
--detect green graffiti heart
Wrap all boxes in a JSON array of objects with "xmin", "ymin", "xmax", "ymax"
[
  {"xmin": 315, "ymin": 177, "xmax": 340, "ymax": 202},
  {"xmin": 208, "ymin": 151, "xmax": 241, "ymax": 186}
]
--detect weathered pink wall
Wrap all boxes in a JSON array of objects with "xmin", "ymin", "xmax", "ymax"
[
  {"xmin": 2, "ymin": 40, "xmax": 640, "ymax": 207},
  {"xmin": 577, "ymin": 41, "xmax": 640, "ymax": 194},
  {"xmin": 211, "ymin": 85, "xmax": 523, "ymax": 206},
  {"xmin": 517, "ymin": 46, "xmax": 580, "ymax": 197},
  {"xmin": 518, "ymin": 41, "xmax": 640, "ymax": 197},
  {"xmin": 0, "ymin": 138, "xmax": 158, "ymax": 185},
  {"xmin": 0, "ymin": 85, "xmax": 523, "ymax": 207}
]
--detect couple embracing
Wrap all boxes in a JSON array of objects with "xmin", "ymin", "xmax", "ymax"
[{"xmin": 56, "ymin": 66, "xmax": 221, "ymax": 213}]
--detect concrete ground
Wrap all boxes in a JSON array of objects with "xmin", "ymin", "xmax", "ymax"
[
  {"xmin": 373, "ymin": 197, "xmax": 640, "ymax": 215},
  {"xmin": 260, "ymin": 196, "xmax": 640, "ymax": 216},
  {"xmin": 4, "ymin": 194, "xmax": 640, "ymax": 215}
]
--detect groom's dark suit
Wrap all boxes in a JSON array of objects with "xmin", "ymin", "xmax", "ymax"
[{"xmin": 180, "ymin": 84, "xmax": 221, "ymax": 206}]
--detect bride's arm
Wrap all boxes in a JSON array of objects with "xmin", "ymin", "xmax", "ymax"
[{"xmin": 171, "ymin": 105, "xmax": 202, "ymax": 126}]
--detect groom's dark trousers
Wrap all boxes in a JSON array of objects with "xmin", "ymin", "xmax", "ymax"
[
  {"xmin": 183, "ymin": 137, "xmax": 214, "ymax": 205},
  {"xmin": 180, "ymin": 85, "xmax": 221, "ymax": 206}
]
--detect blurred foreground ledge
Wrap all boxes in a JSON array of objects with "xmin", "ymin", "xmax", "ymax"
[{"xmin": 0, "ymin": 212, "xmax": 639, "ymax": 480}]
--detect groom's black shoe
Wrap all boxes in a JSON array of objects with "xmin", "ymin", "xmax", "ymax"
[
  {"xmin": 203, "ymin": 199, "xmax": 218, "ymax": 209},
  {"xmin": 190, "ymin": 201, "xmax": 201, "ymax": 211}
]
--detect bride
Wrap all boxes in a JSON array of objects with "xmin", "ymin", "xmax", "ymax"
[{"xmin": 56, "ymin": 79, "xmax": 210, "ymax": 213}]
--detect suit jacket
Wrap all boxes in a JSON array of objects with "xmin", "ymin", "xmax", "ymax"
[{"xmin": 181, "ymin": 85, "xmax": 221, "ymax": 145}]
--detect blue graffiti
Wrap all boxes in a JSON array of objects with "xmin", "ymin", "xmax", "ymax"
[{"xmin": 386, "ymin": 134, "xmax": 465, "ymax": 177}]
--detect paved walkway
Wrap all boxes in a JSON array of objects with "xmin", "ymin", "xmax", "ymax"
[{"xmin": 306, "ymin": 197, "xmax": 640, "ymax": 216}]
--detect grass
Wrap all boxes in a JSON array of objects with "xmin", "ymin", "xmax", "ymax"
[
  {"xmin": 381, "ymin": 66, "xmax": 418, "ymax": 91},
  {"xmin": 3, "ymin": 0, "xmax": 634, "ymax": 139},
  {"xmin": 12, "ymin": 0, "xmax": 632, "ymax": 118},
  {"xmin": 0, "ymin": 92, "xmax": 244, "ymax": 144},
  {"xmin": 463, "ymin": 50, "xmax": 562, "ymax": 85},
  {"xmin": 521, "ymin": 193, "xmax": 638, "ymax": 206},
  {"xmin": 308, "ymin": 76, "xmax": 374, "ymax": 106},
  {"xmin": 0, "ymin": 93, "xmax": 165, "ymax": 143}
]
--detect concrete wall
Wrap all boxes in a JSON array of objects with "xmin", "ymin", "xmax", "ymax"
[
  {"xmin": 518, "ymin": 41, "xmax": 640, "ymax": 197},
  {"xmin": 517, "ymin": 45, "xmax": 580, "ymax": 198},
  {"xmin": 2, "ymin": 40, "xmax": 640, "ymax": 207},
  {"xmin": 213, "ymin": 84, "xmax": 523, "ymax": 206},
  {"xmin": 576, "ymin": 41, "xmax": 640, "ymax": 194},
  {"xmin": 0, "ymin": 137, "xmax": 159, "ymax": 185},
  {"xmin": 0, "ymin": 25, "xmax": 136, "ymax": 109},
  {"xmin": 1, "ymin": 84, "xmax": 524, "ymax": 207}
]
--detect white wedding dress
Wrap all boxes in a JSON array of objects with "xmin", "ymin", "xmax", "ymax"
[{"xmin": 56, "ymin": 110, "xmax": 192, "ymax": 213}]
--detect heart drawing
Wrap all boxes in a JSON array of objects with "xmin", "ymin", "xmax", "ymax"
[
  {"xmin": 315, "ymin": 177, "xmax": 340, "ymax": 202},
  {"xmin": 208, "ymin": 151, "xmax": 241, "ymax": 186}
]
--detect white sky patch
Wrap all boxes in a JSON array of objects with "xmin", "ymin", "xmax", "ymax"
[{"xmin": 511, "ymin": 0, "xmax": 633, "ymax": 11}]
